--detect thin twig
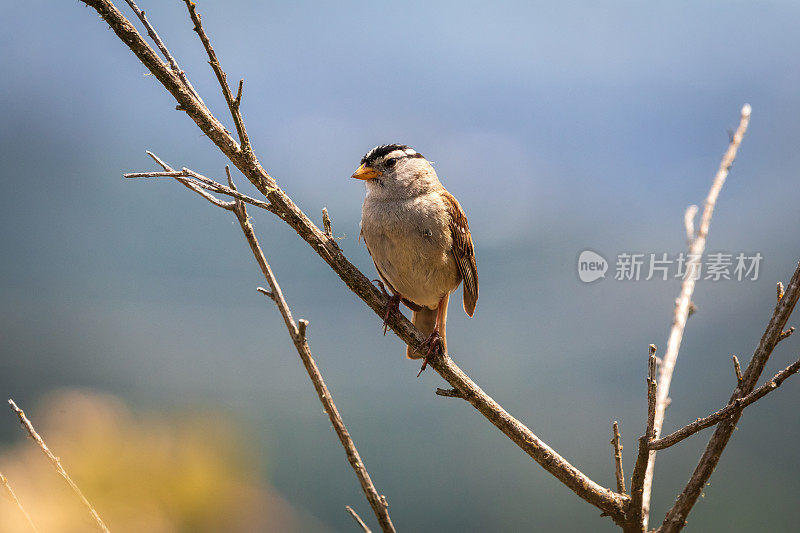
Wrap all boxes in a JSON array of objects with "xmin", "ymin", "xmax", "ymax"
[
  {"xmin": 640, "ymin": 104, "xmax": 752, "ymax": 529},
  {"xmin": 322, "ymin": 207, "xmax": 333, "ymax": 238},
  {"xmin": 228, "ymin": 187, "xmax": 395, "ymax": 532},
  {"xmin": 732, "ymin": 355, "xmax": 742, "ymax": 386},
  {"xmin": 183, "ymin": 0, "xmax": 250, "ymax": 151},
  {"xmin": 346, "ymin": 506, "xmax": 372, "ymax": 533},
  {"xmin": 611, "ymin": 421, "xmax": 626, "ymax": 495},
  {"xmin": 7, "ymin": 399, "xmax": 109, "ymax": 533},
  {"xmin": 126, "ymin": 153, "xmax": 275, "ymax": 213},
  {"xmin": 0, "ymin": 471, "xmax": 38, "ymax": 532},
  {"xmin": 659, "ymin": 262, "xmax": 800, "ymax": 532},
  {"xmin": 123, "ymin": 0, "xmax": 204, "ymax": 104},
  {"xmin": 627, "ymin": 345, "xmax": 658, "ymax": 532},
  {"xmin": 142, "ymin": 151, "xmax": 234, "ymax": 209},
  {"xmin": 650, "ymin": 355, "xmax": 800, "ymax": 450},
  {"xmin": 80, "ymin": 0, "xmax": 630, "ymax": 523}
]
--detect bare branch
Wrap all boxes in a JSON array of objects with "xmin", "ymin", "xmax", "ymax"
[
  {"xmin": 0, "ymin": 471, "xmax": 38, "ymax": 532},
  {"xmin": 346, "ymin": 506, "xmax": 372, "ymax": 533},
  {"xmin": 80, "ymin": 0, "xmax": 629, "ymax": 522},
  {"xmin": 7, "ymin": 399, "xmax": 109, "ymax": 533},
  {"xmin": 611, "ymin": 421, "xmax": 626, "ymax": 495},
  {"xmin": 627, "ymin": 345, "xmax": 658, "ymax": 532},
  {"xmin": 779, "ymin": 327, "xmax": 795, "ymax": 342},
  {"xmin": 641, "ymin": 104, "xmax": 752, "ymax": 529},
  {"xmin": 123, "ymin": 0, "xmax": 204, "ymax": 104},
  {"xmin": 182, "ymin": 0, "xmax": 250, "ymax": 151},
  {"xmin": 227, "ymin": 188, "xmax": 395, "ymax": 532},
  {"xmin": 732, "ymin": 355, "xmax": 743, "ymax": 385},
  {"xmin": 660, "ymin": 261, "xmax": 800, "ymax": 532},
  {"xmin": 650, "ymin": 354, "xmax": 800, "ymax": 450}
]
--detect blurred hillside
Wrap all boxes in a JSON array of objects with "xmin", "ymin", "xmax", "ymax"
[{"xmin": 0, "ymin": 391, "xmax": 328, "ymax": 532}]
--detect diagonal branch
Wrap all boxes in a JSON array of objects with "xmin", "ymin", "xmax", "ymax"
[
  {"xmin": 650, "ymin": 354, "xmax": 800, "ymax": 451},
  {"xmin": 182, "ymin": 0, "xmax": 250, "ymax": 151},
  {"xmin": 346, "ymin": 506, "xmax": 372, "ymax": 533},
  {"xmin": 8, "ymin": 399, "xmax": 109, "ymax": 533},
  {"xmin": 640, "ymin": 104, "xmax": 752, "ymax": 529},
  {"xmin": 80, "ymin": 0, "xmax": 628, "ymax": 523},
  {"xmin": 0, "ymin": 471, "xmax": 38, "ymax": 532},
  {"xmin": 214, "ymin": 171, "xmax": 395, "ymax": 532},
  {"xmin": 659, "ymin": 262, "xmax": 800, "ymax": 532},
  {"xmin": 123, "ymin": 0, "xmax": 204, "ymax": 104}
]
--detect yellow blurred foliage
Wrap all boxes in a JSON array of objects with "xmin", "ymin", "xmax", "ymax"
[{"xmin": 0, "ymin": 390, "xmax": 325, "ymax": 532}]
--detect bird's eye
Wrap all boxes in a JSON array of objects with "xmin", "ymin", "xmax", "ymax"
[{"xmin": 384, "ymin": 158, "xmax": 397, "ymax": 168}]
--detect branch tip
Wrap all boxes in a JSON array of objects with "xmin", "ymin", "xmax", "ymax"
[
  {"xmin": 322, "ymin": 207, "xmax": 333, "ymax": 237},
  {"xmin": 256, "ymin": 286, "xmax": 275, "ymax": 300},
  {"xmin": 346, "ymin": 506, "xmax": 372, "ymax": 533},
  {"xmin": 234, "ymin": 78, "xmax": 244, "ymax": 107},
  {"xmin": 732, "ymin": 355, "xmax": 743, "ymax": 385},
  {"xmin": 225, "ymin": 165, "xmax": 236, "ymax": 190},
  {"xmin": 611, "ymin": 421, "xmax": 626, "ymax": 495},
  {"xmin": 435, "ymin": 387, "xmax": 465, "ymax": 399}
]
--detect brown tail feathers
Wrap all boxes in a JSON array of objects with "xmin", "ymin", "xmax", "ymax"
[{"xmin": 407, "ymin": 293, "xmax": 448, "ymax": 359}]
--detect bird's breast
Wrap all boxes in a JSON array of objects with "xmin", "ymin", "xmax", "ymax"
[{"xmin": 361, "ymin": 194, "xmax": 460, "ymax": 309}]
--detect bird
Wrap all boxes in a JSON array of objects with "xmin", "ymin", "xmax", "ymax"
[{"xmin": 352, "ymin": 144, "xmax": 478, "ymax": 369}]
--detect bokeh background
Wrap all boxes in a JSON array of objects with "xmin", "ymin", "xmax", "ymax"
[{"xmin": 2, "ymin": 1, "xmax": 799, "ymax": 531}]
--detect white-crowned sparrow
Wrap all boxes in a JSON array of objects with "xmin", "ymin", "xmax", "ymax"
[{"xmin": 352, "ymin": 144, "xmax": 478, "ymax": 365}]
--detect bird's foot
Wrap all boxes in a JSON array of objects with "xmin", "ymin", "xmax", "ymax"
[
  {"xmin": 417, "ymin": 329, "xmax": 443, "ymax": 377},
  {"xmin": 373, "ymin": 279, "xmax": 401, "ymax": 335}
]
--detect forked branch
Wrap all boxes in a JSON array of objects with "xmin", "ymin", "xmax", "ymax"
[
  {"xmin": 82, "ymin": 0, "xmax": 629, "ymax": 522},
  {"xmin": 650, "ymin": 354, "xmax": 800, "ymax": 451},
  {"xmin": 659, "ymin": 262, "xmax": 800, "ymax": 532},
  {"xmin": 132, "ymin": 157, "xmax": 396, "ymax": 532},
  {"xmin": 639, "ymin": 104, "xmax": 752, "ymax": 529},
  {"xmin": 74, "ymin": 1, "xmax": 799, "ymax": 530}
]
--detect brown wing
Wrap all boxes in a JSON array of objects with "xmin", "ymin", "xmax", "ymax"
[{"xmin": 442, "ymin": 190, "xmax": 479, "ymax": 316}]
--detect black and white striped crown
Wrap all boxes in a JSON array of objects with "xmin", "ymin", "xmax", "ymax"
[{"xmin": 361, "ymin": 144, "xmax": 425, "ymax": 166}]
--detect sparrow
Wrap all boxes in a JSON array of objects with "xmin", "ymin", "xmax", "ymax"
[{"xmin": 352, "ymin": 144, "xmax": 478, "ymax": 368}]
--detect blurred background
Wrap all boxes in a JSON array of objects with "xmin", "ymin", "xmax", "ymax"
[{"xmin": 1, "ymin": 1, "xmax": 799, "ymax": 531}]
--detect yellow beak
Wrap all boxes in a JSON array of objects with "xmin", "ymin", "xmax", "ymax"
[{"xmin": 351, "ymin": 164, "xmax": 383, "ymax": 180}]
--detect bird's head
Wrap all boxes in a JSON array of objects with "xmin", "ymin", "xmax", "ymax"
[{"xmin": 351, "ymin": 144, "xmax": 438, "ymax": 198}]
